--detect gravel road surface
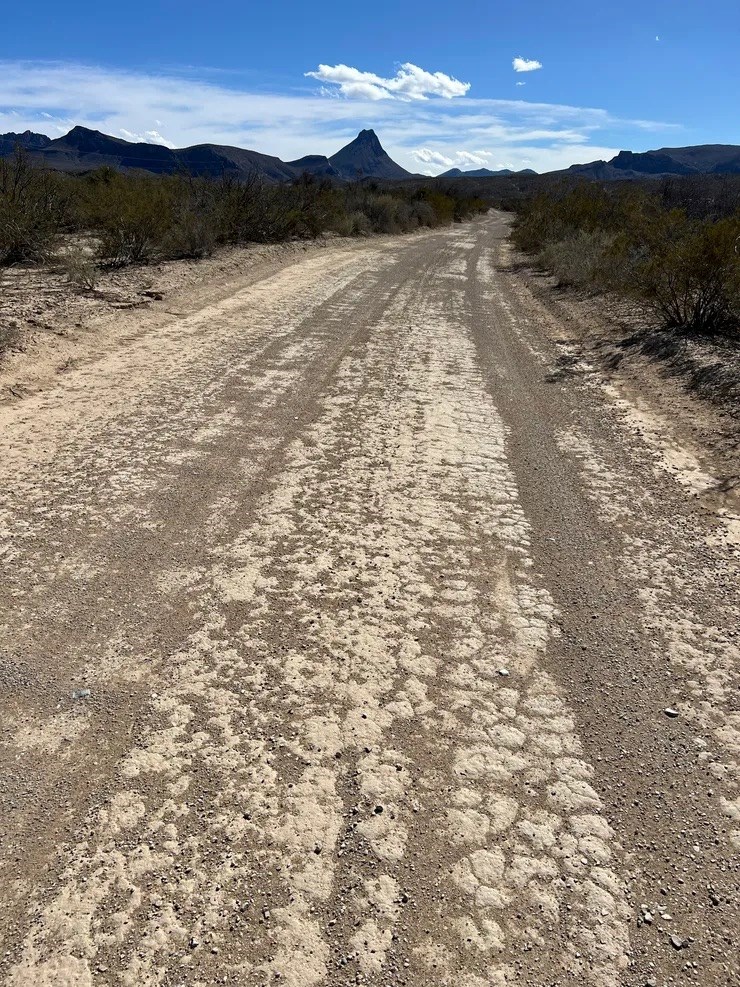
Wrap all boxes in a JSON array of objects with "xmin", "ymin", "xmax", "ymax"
[{"xmin": 0, "ymin": 214, "xmax": 737, "ymax": 987}]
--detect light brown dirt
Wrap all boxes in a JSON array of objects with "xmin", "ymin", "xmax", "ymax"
[{"xmin": 0, "ymin": 214, "xmax": 737, "ymax": 987}]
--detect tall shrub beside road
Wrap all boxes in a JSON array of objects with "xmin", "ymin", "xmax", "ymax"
[
  {"xmin": 512, "ymin": 181, "xmax": 740, "ymax": 337},
  {"xmin": 0, "ymin": 151, "xmax": 71, "ymax": 265}
]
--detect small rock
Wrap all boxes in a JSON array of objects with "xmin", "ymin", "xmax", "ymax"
[
  {"xmin": 189, "ymin": 937, "xmax": 199, "ymax": 949},
  {"xmin": 643, "ymin": 911, "xmax": 654, "ymax": 924},
  {"xmin": 498, "ymin": 668, "xmax": 510, "ymax": 677},
  {"xmin": 664, "ymin": 708, "xmax": 680, "ymax": 718},
  {"xmin": 71, "ymin": 688, "xmax": 91, "ymax": 700},
  {"xmin": 374, "ymin": 805, "xmax": 384, "ymax": 815},
  {"xmin": 670, "ymin": 934, "xmax": 686, "ymax": 950}
]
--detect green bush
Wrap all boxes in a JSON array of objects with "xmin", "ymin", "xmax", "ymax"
[
  {"xmin": 630, "ymin": 214, "xmax": 740, "ymax": 335},
  {"xmin": 538, "ymin": 229, "xmax": 616, "ymax": 290},
  {"xmin": 0, "ymin": 157, "xmax": 490, "ymax": 270},
  {"xmin": 419, "ymin": 190, "xmax": 455, "ymax": 225},
  {"xmin": 78, "ymin": 169, "xmax": 176, "ymax": 265},
  {"xmin": 512, "ymin": 180, "xmax": 740, "ymax": 338},
  {"xmin": 0, "ymin": 150, "xmax": 71, "ymax": 265}
]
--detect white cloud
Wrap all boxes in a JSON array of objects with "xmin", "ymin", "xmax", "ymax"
[
  {"xmin": 411, "ymin": 147, "xmax": 494, "ymax": 173},
  {"xmin": 306, "ymin": 62, "xmax": 470, "ymax": 101},
  {"xmin": 119, "ymin": 128, "xmax": 175, "ymax": 147},
  {"xmin": 456, "ymin": 150, "xmax": 492, "ymax": 166},
  {"xmin": 516, "ymin": 81, "xmax": 526, "ymax": 87},
  {"xmin": 0, "ymin": 60, "xmax": 681, "ymax": 175},
  {"xmin": 513, "ymin": 57, "xmax": 543, "ymax": 73},
  {"xmin": 412, "ymin": 148, "xmax": 454, "ymax": 167}
]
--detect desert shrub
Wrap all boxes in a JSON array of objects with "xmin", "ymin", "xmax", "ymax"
[
  {"xmin": 630, "ymin": 213, "xmax": 740, "ymax": 335},
  {"xmin": 394, "ymin": 201, "xmax": 420, "ymax": 233},
  {"xmin": 164, "ymin": 209, "xmax": 218, "ymax": 258},
  {"xmin": 58, "ymin": 244, "xmax": 99, "ymax": 291},
  {"xmin": 513, "ymin": 184, "xmax": 638, "ymax": 254},
  {"xmin": 0, "ymin": 150, "xmax": 71, "ymax": 265},
  {"xmin": 410, "ymin": 200, "xmax": 437, "ymax": 227},
  {"xmin": 419, "ymin": 190, "xmax": 455, "ymax": 225},
  {"xmin": 538, "ymin": 229, "xmax": 616, "ymax": 290},
  {"xmin": 162, "ymin": 177, "xmax": 220, "ymax": 258},
  {"xmin": 331, "ymin": 210, "xmax": 372, "ymax": 236},
  {"xmin": 79, "ymin": 169, "xmax": 176, "ymax": 265},
  {"xmin": 362, "ymin": 194, "xmax": 402, "ymax": 234},
  {"xmin": 350, "ymin": 210, "xmax": 372, "ymax": 235},
  {"xmin": 512, "ymin": 180, "xmax": 740, "ymax": 338},
  {"xmin": 453, "ymin": 195, "xmax": 488, "ymax": 222},
  {"xmin": 327, "ymin": 212, "xmax": 353, "ymax": 237},
  {"xmin": 0, "ymin": 156, "xmax": 490, "ymax": 271},
  {"xmin": 511, "ymin": 195, "xmax": 567, "ymax": 253},
  {"xmin": 215, "ymin": 174, "xmax": 304, "ymax": 243},
  {"xmin": 289, "ymin": 175, "xmax": 341, "ymax": 238}
]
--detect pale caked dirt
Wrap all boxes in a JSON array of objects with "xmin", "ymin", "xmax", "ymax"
[{"xmin": 0, "ymin": 213, "xmax": 737, "ymax": 987}]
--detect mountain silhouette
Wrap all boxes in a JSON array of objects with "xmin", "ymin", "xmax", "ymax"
[
  {"xmin": 2, "ymin": 128, "xmax": 739, "ymax": 183},
  {"xmin": 329, "ymin": 129, "xmax": 413, "ymax": 180},
  {"xmin": 0, "ymin": 127, "xmax": 412, "ymax": 183}
]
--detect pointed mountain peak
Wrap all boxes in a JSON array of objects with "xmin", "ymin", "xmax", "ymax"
[
  {"xmin": 58, "ymin": 126, "xmax": 121, "ymax": 151},
  {"xmin": 65, "ymin": 125, "xmax": 105, "ymax": 140},
  {"xmin": 329, "ymin": 129, "xmax": 411, "ymax": 181},
  {"xmin": 355, "ymin": 128, "xmax": 382, "ymax": 147}
]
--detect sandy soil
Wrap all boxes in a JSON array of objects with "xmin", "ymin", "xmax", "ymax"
[{"xmin": 0, "ymin": 214, "xmax": 737, "ymax": 987}]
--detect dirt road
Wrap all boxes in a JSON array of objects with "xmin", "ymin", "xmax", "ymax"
[{"xmin": 0, "ymin": 214, "xmax": 738, "ymax": 987}]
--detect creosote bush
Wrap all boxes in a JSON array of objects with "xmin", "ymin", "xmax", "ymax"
[
  {"xmin": 0, "ymin": 150, "xmax": 71, "ymax": 265},
  {"xmin": 0, "ymin": 150, "xmax": 488, "ymax": 273},
  {"xmin": 77, "ymin": 168, "xmax": 177, "ymax": 266},
  {"xmin": 68, "ymin": 168, "xmax": 487, "ymax": 267},
  {"xmin": 513, "ymin": 182, "xmax": 740, "ymax": 337},
  {"xmin": 537, "ymin": 230, "xmax": 616, "ymax": 291}
]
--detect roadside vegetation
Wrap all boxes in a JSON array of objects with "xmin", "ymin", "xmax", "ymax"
[
  {"xmin": 511, "ymin": 178, "xmax": 740, "ymax": 338},
  {"xmin": 0, "ymin": 150, "xmax": 487, "ymax": 276}
]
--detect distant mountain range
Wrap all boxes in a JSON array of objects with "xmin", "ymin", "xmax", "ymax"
[
  {"xmin": 564, "ymin": 145, "xmax": 740, "ymax": 179},
  {"xmin": 1, "ymin": 126, "xmax": 739, "ymax": 184},
  {"xmin": 439, "ymin": 167, "xmax": 538, "ymax": 178},
  {"xmin": 0, "ymin": 126, "xmax": 414, "ymax": 183}
]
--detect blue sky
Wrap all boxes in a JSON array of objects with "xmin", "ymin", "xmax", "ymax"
[{"xmin": 1, "ymin": 0, "xmax": 737, "ymax": 173}]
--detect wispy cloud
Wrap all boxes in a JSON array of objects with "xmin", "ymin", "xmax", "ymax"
[
  {"xmin": 513, "ymin": 57, "xmax": 543, "ymax": 73},
  {"xmin": 305, "ymin": 62, "xmax": 470, "ymax": 101},
  {"xmin": 0, "ymin": 60, "xmax": 680, "ymax": 175},
  {"xmin": 412, "ymin": 148, "xmax": 491, "ymax": 169},
  {"xmin": 413, "ymin": 148, "xmax": 454, "ymax": 168}
]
